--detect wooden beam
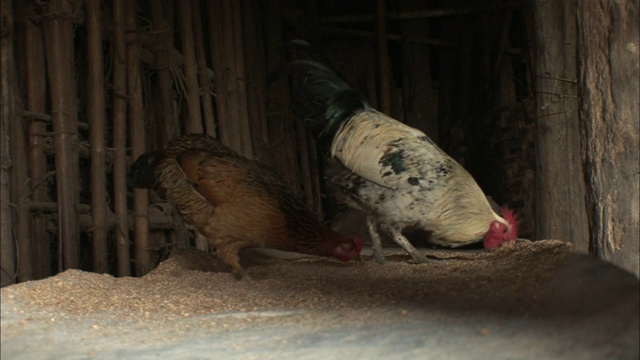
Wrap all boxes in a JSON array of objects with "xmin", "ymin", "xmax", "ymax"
[
  {"xmin": 319, "ymin": 2, "xmax": 528, "ymax": 24},
  {"xmin": 376, "ymin": 0, "xmax": 391, "ymax": 114},
  {"xmin": 112, "ymin": 0, "xmax": 131, "ymax": 277},
  {"xmin": 86, "ymin": 0, "xmax": 109, "ymax": 274},
  {"xmin": 126, "ymin": 0, "xmax": 151, "ymax": 277},
  {"xmin": 41, "ymin": 0, "xmax": 81, "ymax": 271}
]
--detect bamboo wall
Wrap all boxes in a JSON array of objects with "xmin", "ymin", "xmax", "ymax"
[{"xmin": 1, "ymin": 0, "xmax": 538, "ymax": 285}]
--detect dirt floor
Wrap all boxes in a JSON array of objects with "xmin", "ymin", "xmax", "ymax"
[{"xmin": 1, "ymin": 240, "xmax": 638, "ymax": 359}]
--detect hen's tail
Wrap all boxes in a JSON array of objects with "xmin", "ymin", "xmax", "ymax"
[{"xmin": 268, "ymin": 41, "xmax": 370, "ymax": 140}]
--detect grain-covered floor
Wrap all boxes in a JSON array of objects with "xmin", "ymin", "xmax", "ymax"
[{"xmin": 1, "ymin": 240, "xmax": 638, "ymax": 360}]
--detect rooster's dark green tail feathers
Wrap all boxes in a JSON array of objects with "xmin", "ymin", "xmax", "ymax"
[{"xmin": 268, "ymin": 41, "xmax": 370, "ymax": 140}]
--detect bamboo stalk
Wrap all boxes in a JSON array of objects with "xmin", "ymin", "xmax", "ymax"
[
  {"xmin": 240, "ymin": 0, "xmax": 269, "ymax": 158},
  {"xmin": 41, "ymin": 0, "xmax": 80, "ymax": 271},
  {"xmin": 17, "ymin": 11, "xmax": 51, "ymax": 280},
  {"xmin": 376, "ymin": 0, "xmax": 391, "ymax": 114},
  {"xmin": 264, "ymin": 0, "xmax": 299, "ymax": 188},
  {"xmin": 191, "ymin": 0, "xmax": 216, "ymax": 137},
  {"xmin": 126, "ymin": 0, "xmax": 151, "ymax": 276},
  {"xmin": 229, "ymin": 0, "xmax": 252, "ymax": 157},
  {"xmin": 177, "ymin": 0, "xmax": 203, "ymax": 134},
  {"xmin": 150, "ymin": 0, "xmax": 179, "ymax": 147},
  {"xmin": 113, "ymin": 0, "xmax": 131, "ymax": 277},
  {"xmin": 214, "ymin": 0, "xmax": 242, "ymax": 152},
  {"xmin": 1, "ymin": 0, "xmax": 17, "ymax": 286},
  {"xmin": 86, "ymin": 0, "xmax": 109, "ymax": 274},
  {"xmin": 205, "ymin": 0, "xmax": 230, "ymax": 141}
]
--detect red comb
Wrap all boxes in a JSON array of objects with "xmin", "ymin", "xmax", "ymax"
[{"xmin": 500, "ymin": 205, "xmax": 519, "ymax": 239}]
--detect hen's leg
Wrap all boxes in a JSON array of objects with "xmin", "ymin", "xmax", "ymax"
[
  {"xmin": 366, "ymin": 215, "xmax": 386, "ymax": 264},
  {"xmin": 215, "ymin": 243, "xmax": 247, "ymax": 279},
  {"xmin": 387, "ymin": 227, "xmax": 430, "ymax": 264}
]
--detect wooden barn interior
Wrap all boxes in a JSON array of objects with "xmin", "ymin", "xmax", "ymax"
[
  {"xmin": 1, "ymin": 0, "xmax": 638, "ymax": 284},
  {"xmin": 1, "ymin": 0, "xmax": 639, "ymax": 358}
]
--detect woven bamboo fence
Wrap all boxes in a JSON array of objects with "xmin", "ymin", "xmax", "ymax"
[{"xmin": 1, "ymin": 0, "xmax": 536, "ymax": 285}]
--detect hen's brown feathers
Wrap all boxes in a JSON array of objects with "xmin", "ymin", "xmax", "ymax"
[{"xmin": 130, "ymin": 134, "xmax": 361, "ymax": 275}]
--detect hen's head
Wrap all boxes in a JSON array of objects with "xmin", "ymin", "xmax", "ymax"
[
  {"xmin": 332, "ymin": 236, "xmax": 364, "ymax": 262},
  {"xmin": 127, "ymin": 151, "xmax": 162, "ymax": 189},
  {"xmin": 484, "ymin": 206, "xmax": 519, "ymax": 249}
]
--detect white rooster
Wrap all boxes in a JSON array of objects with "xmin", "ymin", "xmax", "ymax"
[{"xmin": 270, "ymin": 41, "xmax": 519, "ymax": 264}]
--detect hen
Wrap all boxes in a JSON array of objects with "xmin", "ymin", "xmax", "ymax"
[
  {"xmin": 128, "ymin": 134, "xmax": 362, "ymax": 277},
  {"xmin": 270, "ymin": 42, "xmax": 518, "ymax": 264}
]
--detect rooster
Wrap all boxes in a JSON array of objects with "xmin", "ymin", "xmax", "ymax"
[
  {"xmin": 270, "ymin": 41, "xmax": 518, "ymax": 264},
  {"xmin": 128, "ymin": 134, "xmax": 363, "ymax": 277}
]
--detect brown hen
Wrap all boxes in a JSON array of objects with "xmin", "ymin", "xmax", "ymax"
[{"xmin": 128, "ymin": 134, "xmax": 362, "ymax": 277}]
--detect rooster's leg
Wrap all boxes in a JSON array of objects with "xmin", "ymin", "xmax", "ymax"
[
  {"xmin": 366, "ymin": 215, "xmax": 386, "ymax": 264},
  {"xmin": 387, "ymin": 227, "xmax": 430, "ymax": 264}
]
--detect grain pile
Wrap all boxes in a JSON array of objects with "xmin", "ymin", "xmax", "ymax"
[
  {"xmin": 2, "ymin": 240, "xmax": 570, "ymax": 322},
  {"xmin": 3, "ymin": 240, "xmax": 639, "ymax": 360}
]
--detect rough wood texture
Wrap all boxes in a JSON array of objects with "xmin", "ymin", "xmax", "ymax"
[
  {"xmin": 399, "ymin": 0, "xmax": 438, "ymax": 140},
  {"xmin": 112, "ymin": 0, "xmax": 131, "ymax": 277},
  {"xmin": 1, "ymin": 0, "xmax": 16, "ymax": 286},
  {"xmin": 150, "ymin": 0, "xmax": 180, "ymax": 147},
  {"xmin": 176, "ymin": 0, "xmax": 203, "ymax": 134},
  {"xmin": 126, "ymin": 0, "xmax": 151, "ymax": 276},
  {"xmin": 206, "ymin": 0, "xmax": 252, "ymax": 157},
  {"xmin": 376, "ymin": 0, "xmax": 391, "ymax": 114},
  {"xmin": 532, "ymin": 0, "xmax": 589, "ymax": 251},
  {"xmin": 17, "ymin": 17, "xmax": 51, "ymax": 280},
  {"xmin": 191, "ymin": 0, "xmax": 216, "ymax": 137},
  {"xmin": 576, "ymin": 0, "xmax": 639, "ymax": 277},
  {"xmin": 86, "ymin": 0, "xmax": 110, "ymax": 274},
  {"xmin": 41, "ymin": 0, "xmax": 81, "ymax": 270}
]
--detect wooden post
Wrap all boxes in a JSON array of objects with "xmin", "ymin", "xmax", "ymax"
[
  {"xmin": 86, "ymin": 0, "xmax": 109, "ymax": 274},
  {"xmin": 150, "ymin": 0, "xmax": 179, "ymax": 147},
  {"xmin": 264, "ymin": 0, "xmax": 300, "ymax": 189},
  {"xmin": 11, "ymin": 62, "xmax": 33, "ymax": 283},
  {"xmin": 18, "ymin": 15, "xmax": 51, "ymax": 280},
  {"xmin": 376, "ymin": 0, "xmax": 391, "ymax": 114},
  {"xmin": 576, "ymin": 0, "xmax": 639, "ymax": 276},
  {"xmin": 126, "ymin": 0, "xmax": 151, "ymax": 276},
  {"xmin": 113, "ymin": 0, "xmax": 131, "ymax": 277},
  {"xmin": 191, "ymin": 0, "xmax": 216, "ymax": 137},
  {"xmin": 399, "ymin": 0, "xmax": 437, "ymax": 139},
  {"xmin": 177, "ymin": 0, "xmax": 203, "ymax": 134},
  {"xmin": 1, "ymin": 0, "xmax": 17, "ymax": 285},
  {"xmin": 41, "ymin": 0, "xmax": 81, "ymax": 270},
  {"xmin": 532, "ymin": 0, "xmax": 589, "ymax": 250},
  {"xmin": 206, "ymin": 0, "xmax": 252, "ymax": 157}
]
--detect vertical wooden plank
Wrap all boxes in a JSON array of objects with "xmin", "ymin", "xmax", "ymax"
[
  {"xmin": 229, "ymin": 0, "xmax": 252, "ymax": 157},
  {"xmin": 206, "ymin": 0, "xmax": 230, "ymax": 142},
  {"xmin": 399, "ymin": 0, "xmax": 437, "ymax": 140},
  {"xmin": 150, "ymin": 0, "xmax": 179, "ymax": 147},
  {"xmin": 576, "ymin": 0, "xmax": 639, "ymax": 276},
  {"xmin": 113, "ymin": 0, "xmax": 131, "ymax": 277},
  {"xmin": 41, "ymin": 0, "xmax": 80, "ymax": 270},
  {"xmin": 19, "ymin": 17, "xmax": 51, "ymax": 280},
  {"xmin": 191, "ymin": 0, "xmax": 216, "ymax": 137},
  {"xmin": 376, "ymin": 0, "xmax": 391, "ymax": 114},
  {"xmin": 1, "ymin": 0, "xmax": 17, "ymax": 285},
  {"xmin": 11, "ymin": 62, "xmax": 33, "ymax": 282},
  {"xmin": 240, "ymin": 0, "xmax": 268, "ymax": 157},
  {"xmin": 86, "ymin": 0, "xmax": 109, "ymax": 274},
  {"xmin": 177, "ymin": 0, "xmax": 203, "ymax": 134},
  {"xmin": 264, "ymin": 0, "xmax": 300, "ymax": 188},
  {"xmin": 532, "ymin": 0, "xmax": 589, "ymax": 250},
  {"xmin": 126, "ymin": 0, "xmax": 151, "ymax": 276}
]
